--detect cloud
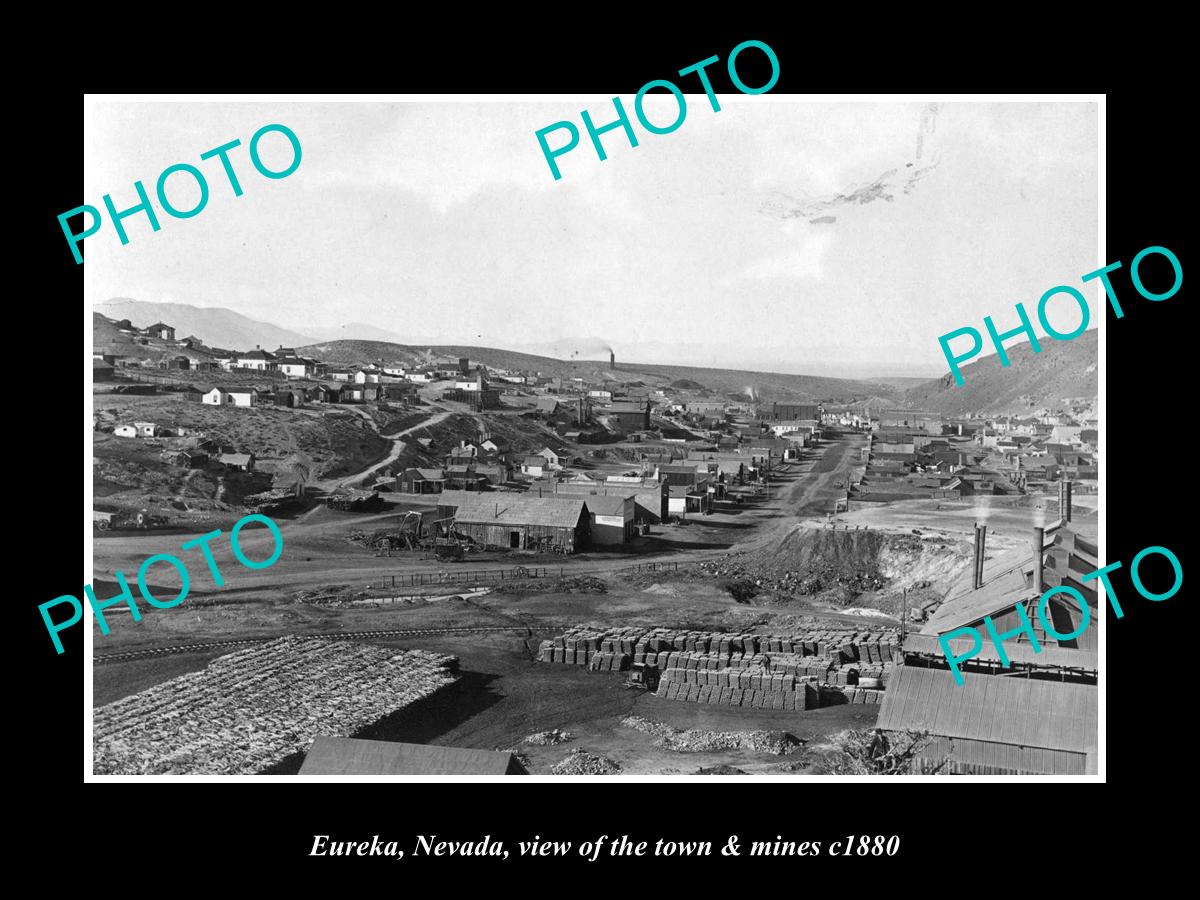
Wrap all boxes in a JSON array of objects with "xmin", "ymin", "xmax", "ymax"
[{"xmin": 758, "ymin": 103, "xmax": 941, "ymax": 221}]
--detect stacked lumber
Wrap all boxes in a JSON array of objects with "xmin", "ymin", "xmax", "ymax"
[
  {"xmin": 93, "ymin": 637, "xmax": 458, "ymax": 775},
  {"xmin": 537, "ymin": 625, "xmax": 898, "ymax": 711},
  {"xmin": 538, "ymin": 626, "xmax": 899, "ymax": 670}
]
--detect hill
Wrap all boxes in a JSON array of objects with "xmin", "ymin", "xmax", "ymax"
[
  {"xmin": 297, "ymin": 340, "xmax": 905, "ymax": 404},
  {"xmin": 296, "ymin": 340, "xmax": 582, "ymax": 374},
  {"xmin": 628, "ymin": 363, "xmax": 902, "ymax": 404},
  {"xmin": 307, "ymin": 322, "xmax": 414, "ymax": 344},
  {"xmin": 902, "ymin": 329, "xmax": 1098, "ymax": 415},
  {"xmin": 92, "ymin": 312, "xmax": 220, "ymax": 363},
  {"xmin": 95, "ymin": 299, "xmax": 317, "ymax": 351}
]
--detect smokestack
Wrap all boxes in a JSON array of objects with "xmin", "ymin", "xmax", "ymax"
[
  {"xmin": 1062, "ymin": 480, "xmax": 1072, "ymax": 522},
  {"xmin": 1033, "ymin": 526, "xmax": 1045, "ymax": 592},
  {"xmin": 610, "ymin": 350, "xmax": 615, "ymax": 368},
  {"xmin": 973, "ymin": 523, "xmax": 987, "ymax": 590}
]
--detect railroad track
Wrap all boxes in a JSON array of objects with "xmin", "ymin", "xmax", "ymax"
[{"xmin": 93, "ymin": 624, "xmax": 570, "ymax": 664}]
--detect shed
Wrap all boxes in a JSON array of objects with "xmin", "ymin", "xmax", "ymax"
[
  {"xmin": 168, "ymin": 450, "xmax": 208, "ymax": 469},
  {"xmin": 225, "ymin": 388, "xmax": 257, "ymax": 408},
  {"xmin": 313, "ymin": 384, "xmax": 340, "ymax": 403},
  {"xmin": 274, "ymin": 389, "xmax": 305, "ymax": 408},
  {"xmin": 298, "ymin": 737, "xmax": 527, "ymax": 775},
  {"xmin": 521, "ymin": 456, "xmax": 547, "ymax": 477},
  {"xmin": 218, "ymin": 452, "xmax": 255, "ymax": 471}
]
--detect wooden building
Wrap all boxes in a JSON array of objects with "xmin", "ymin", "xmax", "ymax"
[
  {"xmin": 771, "ymin": 402, "xmax": 819, "ymax": 421},
  {"xmin": 274, "ymin": 388, "xmax": 305, "ymax": 408},
  {"xmin": 218, "ymin": 452, "xmax": 255, "ymax": 471},
  {"xmin": 606, "ymin": 400, "xmax": 651, "ymax": 431},
  {"xmin": 582, "ymin": 494, "xmax": 636, "ymax": 544},
  {"xmin": 549, "ymin": 476, "xmax": 668, "ymax": 524},
  {"xmin": 437, "ymin": 491, "xmax": 590, "ymax": 553},
  {"xmin": 397, "ymin": 467, "xmax": 446, "ymax": 494}
]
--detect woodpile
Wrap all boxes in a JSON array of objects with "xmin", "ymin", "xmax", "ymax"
[
  {"xmin": 93, "ymin": 637, "xmax": 458, "ymax": 775},
  {"xmin": 538, "ymin": 626, "xmax": 899, "ymax": 669},
  {"xmin": 325, "ymin": 489, "xmax": 384, "ymax": 512},
  {"xmin": 537, "ymin": 625, "xmax": 897, "ymax": 711}
]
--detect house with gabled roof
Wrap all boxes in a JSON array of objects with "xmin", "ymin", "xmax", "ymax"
[{"xmin": 142, "ymin": 322, "xmax": 175, "ymax": 341}]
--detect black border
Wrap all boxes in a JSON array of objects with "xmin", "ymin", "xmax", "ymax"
[{"xmin": 21, "ymin": 23, "xmax": 1189, "ymax": 881}]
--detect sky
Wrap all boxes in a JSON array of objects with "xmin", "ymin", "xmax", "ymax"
[{"xmin": 84, "ymin": 98, "xmax": 1099, "ymax": 379}]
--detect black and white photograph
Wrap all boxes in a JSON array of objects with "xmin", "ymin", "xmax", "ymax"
[{"xmin": 78, "ymin": 95, "xmax": 1104, "ymax": 780}]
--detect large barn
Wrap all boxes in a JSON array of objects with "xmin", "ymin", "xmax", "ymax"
[{"xmin": 437, "ymin": 491, "xmax": 591, "ymax": 553}]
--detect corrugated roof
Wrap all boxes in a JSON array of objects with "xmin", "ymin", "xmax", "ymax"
[
  {"xmin": 436, "ymin": 490, "xmax": 474, "ymax": 509},
  {"xmin": 876, "ymin": 666, "xmax": 1097, "ymax": 755},
  {"xmin": 299, "ymin": 737, "xmax": 524, "ymax": 775},
  {"xmin": 449, "ymin": 493, "xmax": 589, "ymax": 529},
  {"xmin": 904, "ymin": 633, "xmax": 1098, "ymax": 669}
]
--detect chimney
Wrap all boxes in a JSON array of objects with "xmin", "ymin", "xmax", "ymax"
[
  {"xmin": 1063, "ymin": 480, "xmax": 1073, "ymax": 522},
  {"xmin": 610, "ymin": 350, "xmax": 615, "ymax": 368},
  {"xmin": 973, "ymin": 523, "xmax": 987, "ymax": 590},
  {"xmin": 1033, "ymin": 526, "xmax": 1045, "ymax": 592}
]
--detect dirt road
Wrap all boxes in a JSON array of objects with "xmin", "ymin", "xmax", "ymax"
[
  {"xmin": 729, "ymin": 435, "xmax": 864, "ymax": 553},
  {"xmin": 91, "ymin": 437, "xmax": 864, "ymax": 600},
  {"xmin": 312, "ymin": 407, "xmax": 452, "ymax": 494}
]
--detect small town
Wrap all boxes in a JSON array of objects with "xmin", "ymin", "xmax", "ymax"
[{"xmin": 91, "ymin": 305, "xmax": 1099, "ymax": 776}]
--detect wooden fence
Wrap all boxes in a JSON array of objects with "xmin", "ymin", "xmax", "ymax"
[{"xmin": 385, "ymin": 566, "xmax": 552, "ymax": 588}]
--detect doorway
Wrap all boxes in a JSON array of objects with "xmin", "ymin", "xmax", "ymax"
[{"xmin": 510, "ymin": 531, "xmax": 521, "ymax": 548}]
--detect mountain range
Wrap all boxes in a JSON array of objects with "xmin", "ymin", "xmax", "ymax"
[{"xmin": 93, "ymin": 298, "xmax": 1098, "ymax": 414}]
